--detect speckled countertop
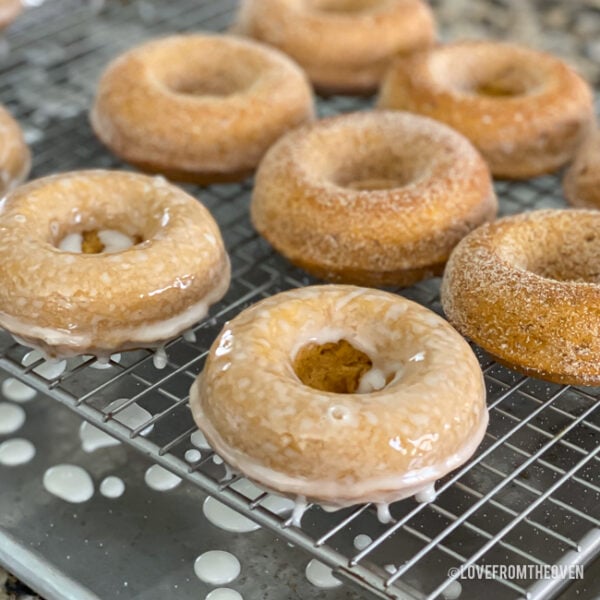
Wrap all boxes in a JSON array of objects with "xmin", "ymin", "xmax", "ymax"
[{"xmin": 1, "ymin": 0, "xmax": 599, "ymax": 599}]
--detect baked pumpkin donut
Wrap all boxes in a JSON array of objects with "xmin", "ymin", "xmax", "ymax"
[
  {"xmin": 442, "ymin": 209, "xmax": 600, "ymax": 385},
  {"xmin": 378, "ymin": 41, "xmax": 594, "ymax": 179},
  {"xmin": 0, "ymin": 0, "xmax": 22, "ymax": 30},
  {"xmin": 0, "ymin": 105, "xmax": 31, "ymax": 195},
  {"xmin": 0, "ymin": 170, "xmax": 230, "ymax": 359},
  {"xmin": 563, "ymin": 130, "xmax": 600, "ymax": 209},
  {"xmin": 91, "ymin": 34, "xmax": 314, "ymax": 184},
  {"xmin": 190, "ymin": 285, "xmax": 488, "ymax": 508},
  {"xmin": 233, "ymin": 0, "xmax": 436, "ymax": 95},
  {"xmin": 251, "ymin": 111, "xmax": 497, "ymax": 287}
]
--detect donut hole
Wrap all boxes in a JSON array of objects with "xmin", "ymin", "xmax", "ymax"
[
  {"xmin": 308, "ymin": 0, "xmax": 384, "ymax": 13},
  {"xmin": 293, "ymin": 339, "xmax": 373, "ymax": 393},
  {"xmin": 164, "ymin": 71, "xmax": 250, "ymax": 97},
  {"xmin": 56, "ymin": 228, "xmax": 143, "ymax": 254},
  {"xmin": 499, "ymin": 217, "xmax": 600, "ymax": 283},
  {"xmin": 429, "ymin": 48, "xmax": 545, "ymax": 98}
]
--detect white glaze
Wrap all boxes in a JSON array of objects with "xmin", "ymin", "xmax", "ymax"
[
  {"xmin": 353, "ymin": 534, "xmax": 372, "ymax": 551},
  {"xmin": 1, "ymin": 378, "xmax": 36, "ymax": 402},
  {"xmin": 194, "ymin": 550, "xmax": 241, "ymax": 585},
  {"xmin": 58, "ymin": 229, "xmax": 135, "ymax": 254},
  {"xmin": 183, "ymin": 329, "xmax": 197, "ymax": 343},
  {"xmin": 88, "ymin": 353, "xmax": 121, "ymax": 370},
  {"xmin": 79, "ymin": 421, "xmax": 120, "ymax": 453},
  {"xmin": 0, "ymin": 403, "xmax": 25, "ymax": 434},
  {"xmin": 206, "ymin": 589, "xmax": 243, "ymax": 600},
  {"xmin": 202, "ymin": 497, "xmax": 260, "ymax": 533},
  {"xmin": 153, "ymin": 346, "xmax": 167, "ymax": 370},
  {"xmin": 22, "ymin": 350, "xmax": 66, "ymax": 380},
  {"xmin": 305, "ymin": 559, "xmax": 341, "ymax": 589},
  {"xmin": 261, "ymin": 494, "xmax": 295, "ymax": 515},
  {"xmin": 291, "ymin": 496, "xmax": 307, "ymax": 527},
  {"xmin": 415, "ymin": 483, "xmax": 437, "ymax": 504},
  {"xmin": 100, "ymin": 476, "xmax": 125, "ymax": 498},
  {"xmin": 144, "ymin": 465, "xmax": 181, "ymax": 491},
  {"xmin": 191, "ymin": 429, "xmax": 212, "ymax": 450},
  {"xmin": 0, "ymin": 438, "xmax": 35, "ymax": 466},
  {"xmin": 376, "ymin": 503, "xmax": 393, "ymax": 524},
  {"xmin": 184, "ymin": 449, "xmax": 201, "ymax": 463},
  {"xmin": 443, "ymin": 581, "xmax": 462, "ymax": 599},
  {"xmin": 43, "ymin": 465, "xmax": 94, "ymax": 503}
]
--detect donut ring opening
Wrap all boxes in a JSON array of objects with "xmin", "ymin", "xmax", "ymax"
[{"xmin": 429, "ymin": 48, "xmax": 546, "ymax": 98}]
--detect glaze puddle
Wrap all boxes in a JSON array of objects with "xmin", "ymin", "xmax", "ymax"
[
  {"xmin": 191, "ymin": 429, "xmax": 212, "ymax": 450},
  {"xmin": 100, "ymin": 476, "xmax": 125, "ymax": 498},
  {"xmin": 0, "ymin": 403, "xmax": 26, "ymax": 434},
  {"xmin": 202, "ymin": 496, "xmax": 260, "ymax": 533},
  {"xmin": 1, "ymin": 378, "xmax": 36, "ymax": 402},
  {"xmin": 144, "ymin": 465, "xmax": 181, "ymax": 491},
  {"xmin": 353, "ymin": 534, "xmax": 372, "ymax": 551},
  {"xmin": 43, "ymin": 464, "xmax": 94, "ymax": 503},
  {"xmin": 205, "ymin": 589, "xmax": 243, "ymax": 600},
  {"xmin": 305, "ymin": 559, "xmax": 342, "ymax": 589},
  {"xmin": 22, "ymin": 350, "xmax": 66, "ymax": 380},
  {"xmin": 194, "ymin": 550, "xmax": 240, "ymax": 585},
  {"xmin": 0, "ymin": 438, "xmax": 35, "ymax": 466},
  {"xmin": 184, "ymin": 449, "xmax": 201, "ymax": 463}
]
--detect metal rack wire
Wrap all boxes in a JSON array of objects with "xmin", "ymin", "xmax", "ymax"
[{"xmin": 0, "ymin": 1, "xmax": 599, "ymax": 599}]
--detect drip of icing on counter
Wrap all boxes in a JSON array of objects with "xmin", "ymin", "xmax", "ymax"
[
  {"xmin": 1, "ymin": 378, "xmax": 36, "ymax": 402},
  {"xmin": 22, "ymin": 350, "xmax": 66, "ymax": 380},
  {"xmin": 100, "ymin": 476, "xmax": 125, "ymax": 498},
  {"xmin": 43, "ymin": 464, "xmax": 94, "ymax": 503},
  {"xmin": 305, "ymin": 559, "xmax": 342, "ymax": 589},
  {"xmin": 88, "ymin": 353, "xmax": 121, "ymax": 370},
  {"xmin": 191, "ymin": 430, "xmax": 212, "ymax": 450},
  {"xmin": 194, "ymin": 550, "xmax": 240, "ymax": 585},
  {"xmin": 144, "ymin": 465, "xmax": 181, "ymax": 491},
  {"xmin": 353, "ymin": 534, "xmax": 372, "ymax": 551},
  {"xmin": 0, "ymin": 403, "xmax": 25, "ymax": 434},
  {"xmin": 205, "ymin": 589, "xmax": 243, "ymax": 600},
  {"xmin": 185, "ymin": 449, "xmax": 201, "ymax": 463},
  {"xmin": 0, "ymin": 438, "xmax": 35, "ymax": 466}
]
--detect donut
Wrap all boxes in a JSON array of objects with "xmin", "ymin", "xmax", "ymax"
[
  {"xmin": 0, "ymin": 170, "xmax": 230, "ymax": 359},
  {"xmin": 0, "ymin": 105, "xmax": 31, "ymax": 195},
  {"xmin": 378, "ymin": 41, "xmax": 594, "ymax": 179},
  {"xmin": 233, "ymin": 0, "xmax": 436, "ymax": 95},
  {"xmin": 563, "ymin": 130, "xmax": 600, "ymax": 209},
  {"xmin": 251, "ymin": 111, "xmax": 497, "ymax": 287},
  {"xmin": 190, "ymin": 285, "xmax": 488, "ymax": 508},
  {"xmin": 441, "ymin": 209, "xmax": 600, "ymax": 385},
  {"xmin": 91, "ymin": 34, "xmax": 315, "ymax": 184},
  {"xmin": 0, "ymin": 0, "xmax": 22, "ymax": 30}
]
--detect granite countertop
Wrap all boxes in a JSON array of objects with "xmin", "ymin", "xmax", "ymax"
[{"xmin": 2, "ymin": 1, "xmax": 599, "ymax": 599}]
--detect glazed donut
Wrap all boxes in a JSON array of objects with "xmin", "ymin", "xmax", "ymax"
[
  {"xmin": 251, "ymin": 111, "xmax": 497, "ymax": 287},
  {"xmin": 190, "ymin": 285, "xmax": 487, "ymax": 508},
  {"xmin": 442, "ymin": 209, "xmax": 600, "ymax": 385},
  {"xmin": 91, "ymin": 34, "xmax": 314, "ymax": 184},
  {"xmin": 563, "ymin": 130, "xmax": 600, "ymax": 209},
  {"xmin": 378, "ymin": 41, "xmax": 594, "ymax": 179},
  {"xmin": 0, "ymin": 105, "xmax": 31, "ymax": 195},
  {"xmin": 233, "ymin": 0, "xmax": 436, "ymax": 95},
  {"xmin": 0, "ymin": 0, "xmax": 22, "ymax": 30},
  {"xmin": 0, "ymin": 170, "xmax": 230, "ymax": 359}
]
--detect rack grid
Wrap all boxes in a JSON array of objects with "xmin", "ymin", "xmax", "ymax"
[{"xmin": 0, "ymin": 1, "xmax": 599, "ymax": 599}]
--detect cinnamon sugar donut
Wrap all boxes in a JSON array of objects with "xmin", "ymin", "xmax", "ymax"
[
  {"xmin": 0, "ymin": 170, "xmax": 230, "ymax": 359},
  {"xmin": 190, "ymin": 285, "xmax": 488, "ymax": 508},
  {"xmin": 378, "ymin": 41, "xmax": 594, "ymax": 179},
  {"xmin": 0, "ymin": 0, "xmax": 22, "ymax": 30},
  {"xmin": 0, "ymin": 105, "xmax": 31, "ymax": 195},
  {"xmin": 442, "ymin": 209, "xmax": 600, "ymax": 385},
  {"xmin": 251, "ymin": 111, "xmax": 497, "ymax": 287},
  {"xmin": 563, "ymin": 130, "xmax": 600, "ymax": 209},
  {"xmin": 233, "ymin": 0, "xmax": 436, "ymax": 95},
  {"xmin": 91, "ymin": 34, "xmax": 314, "ymax": 184}
]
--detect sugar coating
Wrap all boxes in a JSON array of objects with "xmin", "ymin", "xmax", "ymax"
[
  {"xmin": 563, "ymin": 130, "xmax": 600, "ymax": 209},
  {"xmin": 378, "ymin": 40, "xmax": 594, "ymax": 179},
  {"xmin": 91, "ymin": 34, "xmax": 315, "ymax": 181},
  {"xmin": 0, "ymin": 104, "xmax": 30, "ymax": 196},
  {"xmin": 0, "ymin": 170, "xmax": 230, "ymax": 357},
  {"xmin": 234, "ymin": 0, "xmax": 435, "ymax": 94},
  {"xmin": 442, "ymin": 209, "xmax": 600, "ymax": 385},
  {"xmin": 251, "ymin": 110, "xmax": 497, "ymax": 287},
  {"xmin": 190, "ymin": 285, "xmax": 488, "ymax": 507}
]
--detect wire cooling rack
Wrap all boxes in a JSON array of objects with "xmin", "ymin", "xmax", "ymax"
[{"xmin": 0, "ymin": 1, "xmax": 599, "ymax": 599}]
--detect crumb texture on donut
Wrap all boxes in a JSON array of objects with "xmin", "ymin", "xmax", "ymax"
[
  {"xmin": 233, "ymin": 0, "xmax": 436, "ymax": 94},
  {"xmin": 191, "ymin": 285, "xmax": 487, "ymax": 506},
  {"xmin": 563, "ymin": 130, "xmax": 600, "ymax": 209},
  {"xmin": 91, "ymin": 34, "xmax": 315, "ymax": 183},
  {"xmin": 442, "ymin": 209, "xmax": 600, "ymax": 385},
  {"xmin": 378, "ymin": 41, "xmax": 594, "ymax": 179},
  {"xmin": 251, "ymin": 111, "xmax": 496, "ymax": 287},
  {"xmin": 0, "ymin": 170, "xmax": 230, "ymax": 357}
]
